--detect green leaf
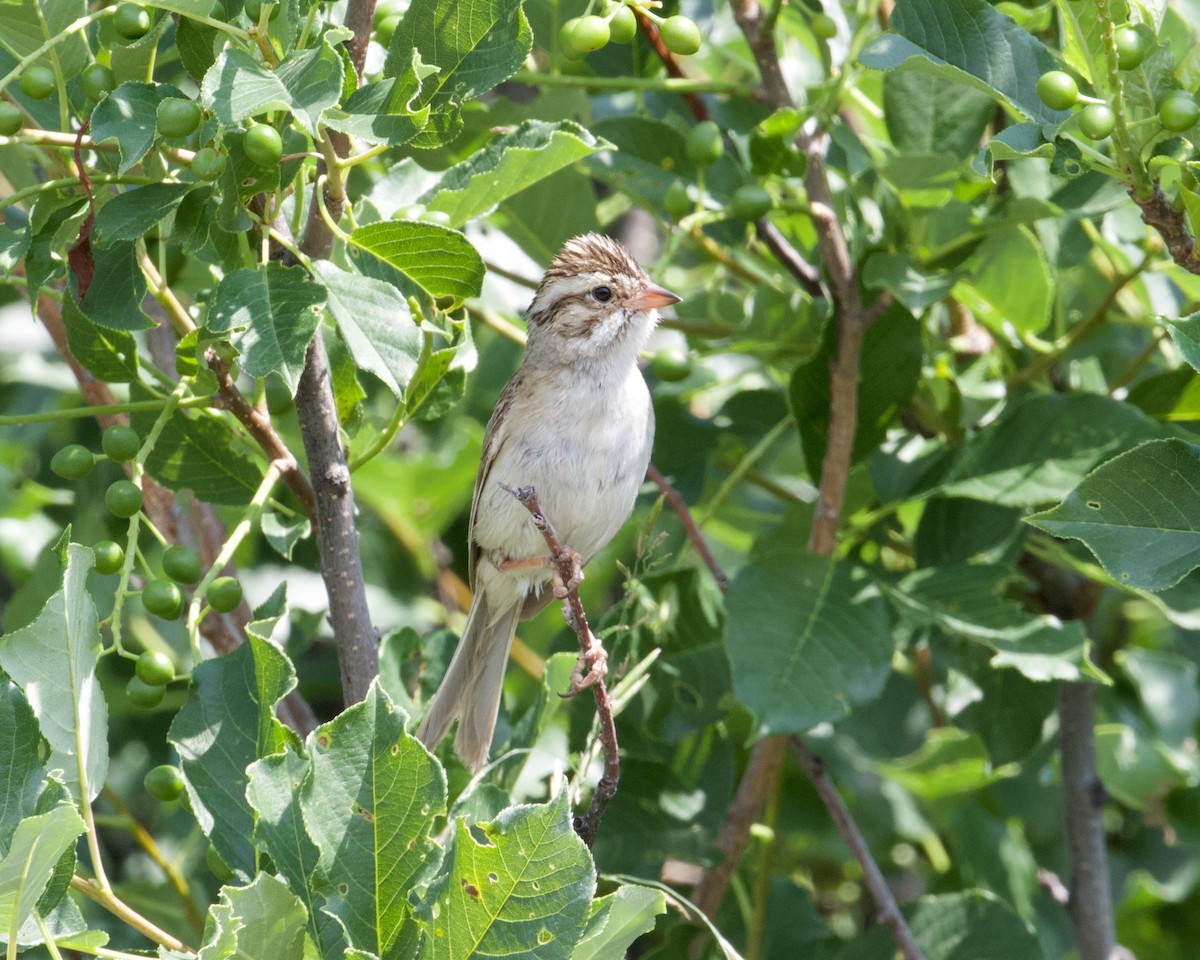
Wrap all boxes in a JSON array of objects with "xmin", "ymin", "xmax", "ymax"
[
  {"xmin": 61, "ymin": 294, "xmax": 139, "ymax": 383},
  {"xmin": 247, "ymin": 748, "xmax": 346, "ymax": 960},
  {"xmin": 0, "ymin": 680, "xmax": 51, "ymax": 844},
  {"xmin": 260, "ymin": 511, "xmax": 311, "ymax": 560},
  {"xmin": 93, "ymin": 183, "xmax": 192, "ymax": 245},
  {"xmin": 862, "ymin": 253, "xmax": 959, "ymax": 312},
  {"xmin": 726, "ymin": 531, "xmax": 892, "ymax": 737},
  {"xmin": 952, "ymin": 226, "xmax": 1053, "ymax": 334},
  {"xmin": 207, "ymin": 263, "xmax": 328, "ymax": 394},
  {"xmin": 0, "ymin": 806, "xmax": 86, "ymax": 942},
  {"xmin": 195, "ymin": 872, "xmax": 310, "ymax": 960},
  {"xmin": 144, "ymin": 0, "xmax": 219, "ymax": 17},
  {"xmin": 1027, "ymin": 439, "xmax": 1200, "ymax": 590},
  {"xmin": 907, "ymin": 891, "xmax": 1040, "ymax": 960},
  {"xmin": 169, "ymin": 633, "xmax": 298, "ymax": 879},
  {"xmin": 883, "ymin": 71, "xmax": 995, "ymax": 158},
  {"xmin": 790, "ymin": 308, "xmax": 922, "ymax": 480},
  {"xmin": 1095, "ymin": 723, "xmax": 1190, "ymax": 809},
  {"xmin": 78, "ymin": 242, "xmax": 154, "ymax": 331},
  {"xmin": 90, "ymin": 82, "xmax": 182, "ymax": 174},
  {"xmin": 933, "ymin": 392, "xmax": 1165, "ymax": 506},
  {"xmin": 312, "ymin": 261, "xmax": 420, "ymax": 398},
  {"xmin": 384, "ymin": 0, "xmax": 532, "ymax": 141},
  {"xmin": 570, "ymin": 886, "xmax": 665, "ymax": 960},
  {"xmin": 0, "ymin": 543, "xmax": 107, "ymax": 804},
  {"xmin": 0, "ymin": 0, "xmax": 88, "ymax": 76},
  {"xmin": 348, "ymin": 221, "xmax": 484, "ymax": 304},
  {"xmin": 1119, "ymin": 647, "xmax": 1200, "ymax": 747},
  {"xmin": 322, "ymin": 62, "xmax": 430, "ymax": 146},
  {"xmin": 200, "ymin": 42, "xmax": 344, "ymax": 134},
  {"xmin": 418, "ymin": 791, "xmax": 595, "ymax": 960},
  {"xmin": 1165, "ymin": 313, "xmax": 1200, "ymax": 374},
  {"xmin": 130, "ymin": 384, "xmax": 262, "ymax": 506},
  {"xmin": 860, "ymin": 0, "xmax": 1067, "ymax": 125},
  {"xmin": 176, "ymin": 16, "xmax": 220, "ymax": 80},
  {"xmin": 879, "ymin": 729, "xmax": 1011, "ymax": 799},
  {"xmin": 885, "ymin": 565, "xmax": 1089, "ymax": 681},
  {"xmin": 299, "ymin": 681, "xmax": 446, "ymax": 959},
  {"xmin": 417, "ymin": 120, "xmax": 614, "ymax": 228}
]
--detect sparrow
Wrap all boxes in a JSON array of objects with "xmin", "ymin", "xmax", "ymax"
[{"xmin": 416, "ymin": 233, "xmax": 681, "ymax": 771}]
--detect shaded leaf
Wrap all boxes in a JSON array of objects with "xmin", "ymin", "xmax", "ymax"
[
  {"xmin": 1027, "ymin": 439, "xmax": 1200, "ymax": 590},
  {"xmin": 92, "ymin": 183, "xmax": 192, "ymax": 245},
  {"xmin": 61, "ymin": 294, "xmax": 139, "ymax": 383},
  {"xmin": 0, "ymin": 806, "xmax": 86, "ymax": 942},
  {"xmin": 90, "ymin": 82, "xmax": 182, "ymax": 174},
  {"xmin": 571, "ymin": 886, "xmax": 665, "ymax": 960},
  {"xmin": 78, "ymin": 241, "xmax": 154, "ymax": 331},
  {"xmin": 907, "ymin": 891, "xmax": 1040, "ymax": 960},
  {"xmin": 201, "ymin": 43, "xmax": 344, "ymax": 134}
]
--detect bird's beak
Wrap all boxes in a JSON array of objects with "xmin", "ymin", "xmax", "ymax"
[{"xmin": 625, "ymin": 282, "xmax": 682, "ymax": 311}]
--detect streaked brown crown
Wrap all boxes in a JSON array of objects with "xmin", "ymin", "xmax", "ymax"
[{"xmin": 540, "ymin": 233, "xmax": 647, "ymax": 288}]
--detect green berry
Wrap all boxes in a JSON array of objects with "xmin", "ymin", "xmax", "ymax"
[
  {"xmin": 51, "ymin": 444, "xmax": 95, "ymax": 480},
  {"xmin": 1078, "ymin": 103, "xmax": 1116, "ymax": 140},
  {"xmin": 81, "ymin": 64, "xmax": 115, "ymax": 103},
  {"xmin": 106, "ymin": 480, "xmax": 143, "ymax": 518},
  {"xmin": 651, "ymin": 348, "xmax": 693, "ymax": 382},
  {"xmin": 136, "ymin": 651, "xmax": 175, "ymax": 686},
  {"xmin": 93, "ymin": 541, "xmax": 125, "ymax": 575},
  {"xmin": 660, "ymin": 16, "xmax": 701, "ymax": 56},
  {"xmin": 1036, "ymin": 71, "xmax": 1078, "ymax": 111},
  {"xmin": 112, "ymin": 2, "xmax": 152, "ymax": 40},
  {"xmin": 19, "ymin": 65, "xmax": 56, "ymax": 100},
  {"xmin": 0, "ymin": 102, "xmax": 21, "ymax": 136},
  {"xmin": 570, "ymin": 15, "xmax": 610, "ymax": 53},
  {"xmin": 127, "ymin": 676, "xmax": 165, "ymax": 708},
  {"xmin": 206, "ymin": 577, "xmax": 243, "ymax": 613},
  {"xmin": 686, "ymin": 121, "xmax": 724, "ymax": 167},
  {"xmin": 244, "ymin": 0, "xmax": 279, "ymax": 21},
  {"xmin": 144, "ymin": 764, "xmax": 185, "ymax": 801},
  {"xmin": 559, "ymin": 18, "xmax": 586, "ymax": 59},
  {"xmin": 664, "ymin": 179, "xmax": 693, "ymax": 219},
  {"xmin": 375, "ymin": 13, "xmax": 400, "ymax": 46},
  {"xmin": 101, "ymin": 424, "xmax": 140, "ymax": 462},
  {"xmin": 729, "ymin": 184, "xmax": 773, "ymax": 220},
  {"xmin": 1160, "ymin": 91, "xmax": 1199, "ymax": 132},
  {"xmin": 811, "ymin": 13, "xmax": 837, "ymax": 39},
  {"xmin": 1114, "ymin": 27, "xmax": 1147, "ymax": 71},
  {"xmin": 142, "ymin": 579, "xmax": 184, "ymax": 620},
  {"xmin": 162, "ymin": 545, "xmax": 202, "ymax": 584},
  {"xmin": 243, "ymin": 122, "xmax": 282, "ymax": 168},
  {"xmin": 191, "ymin": 146, "xmax": 227, "ymax": 181},
  {"xmin": 157, "ymin": 98, "xmax": 202, "ymax": 139},
  {"xmin": 607, "ymin": 5, "xmax": 637, "ymax": 44}
]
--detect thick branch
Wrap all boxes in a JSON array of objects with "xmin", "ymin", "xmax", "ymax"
[
  {"xmin": 285, "ymin": 0, "xmax": 381, "ymax": 706},
  {"xmin": 1132, "ymin": 183, "xmax": 1200, "ymax": 273},
  {"xmin": 506, "ymin": 485, "xmax": 618, "ymax": 848},
  {"xmin": 789, "ymin": 737, "xmax": 925, "ymax": 960}
]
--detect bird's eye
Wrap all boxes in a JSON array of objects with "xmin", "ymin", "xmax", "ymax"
[{"xmin": 592, "ymin": 286, "xmax": 612, "ymax": 302}]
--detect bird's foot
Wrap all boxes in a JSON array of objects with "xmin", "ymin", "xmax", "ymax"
[
  {"xmin": 551, "ymin": 546, "xmax": 585, "ymax": 598},
  {"xmin": 569, "ymin": 626, "xmax": 608, "ymax": 693}
]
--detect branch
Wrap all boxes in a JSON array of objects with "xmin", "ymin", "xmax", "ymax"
[
  {"xmin": 284, "ymin": 0, "xmax": 381, "ymax": 706},
  {"xmin": 504, "ymin": 485, "xmax": 618, "ymax": 849},
  {"xmin": 646, "ymin": 464, "xmax": 728, "ymax": 591},
  {"xmin": 789, "ymin": 737, "xmax": 926, "ymax": 960},
  {"xmin": 1131, "ymin": 183, "xmax": 1200, "ymax": 273},
  {"xmin": 206, "ymin": 348, "xmax": 318, "ymax": 526}
]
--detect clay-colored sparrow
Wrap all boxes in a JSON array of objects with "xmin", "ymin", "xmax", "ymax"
[{"xmin": 416, "ymin": 233, "xmax": 681, "ymax": 771}]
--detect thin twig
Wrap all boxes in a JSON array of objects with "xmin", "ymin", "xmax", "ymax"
[
  {"xmin": 69, "ymin": 876, "xmax": 189, "ymax": 953},
  {"xmin": 646, "ymin": 464, "xmax": 728, "ymax": 591},
  {"xmin": 206, "ymin": 349, "xmax": 317, "ymax": 526},
  {"xmin": 504, "ymin": 485, "xmax": 618, "ymax": 848},
  {"xmin": 788, "ymin": 737, "xmax": 925, "ymax": 960}
]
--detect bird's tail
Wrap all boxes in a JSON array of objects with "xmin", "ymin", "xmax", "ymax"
[{"xmin": 415, "ymin": 593, "xmax": 521, "ymax": 772}]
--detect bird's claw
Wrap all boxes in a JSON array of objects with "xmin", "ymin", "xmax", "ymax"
[
  {"xmin": 568, "ymin": 627, "xmax": 608, "ymax": 694},
  {"xmin": 551, "ymin": 546, "xmax": 585, "ymax": 598}
]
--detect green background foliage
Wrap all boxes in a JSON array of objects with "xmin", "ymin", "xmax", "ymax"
[{"xmin": 4, "ymin": 0, "xmax": 1200, "ymax": 958}]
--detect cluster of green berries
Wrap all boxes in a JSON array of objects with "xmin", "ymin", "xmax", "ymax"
[
  {"xmin": 663, "ymin": 120, "xmax": 775, "ymax": 222},
  {"xmin": 561, "ymin": 3, "xmax": 701, "ymax": 58},
  {"xmin": 1036, "ymin": 25, "xmax": 1199, "ymax": 138}
]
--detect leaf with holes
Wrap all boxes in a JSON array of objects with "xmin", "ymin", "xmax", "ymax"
[
  {"xmin": 416, "ymin": 790, "xmax": 595, "ymax": 960},
  {"xmin": 1027, "ymin": 439, "xmax": 1200, "ymax": 590}
]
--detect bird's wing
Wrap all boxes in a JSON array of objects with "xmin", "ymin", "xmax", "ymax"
[{"xmin": 467, "ymin": 372, "xmax": 522, "ymax": 592}]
